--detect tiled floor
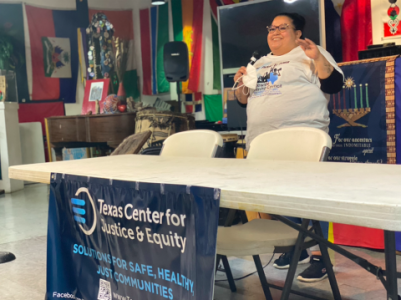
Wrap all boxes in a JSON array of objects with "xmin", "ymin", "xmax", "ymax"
[{"xmin": 0, "ymin": 183, "xmax": 400, "ymax": 299}]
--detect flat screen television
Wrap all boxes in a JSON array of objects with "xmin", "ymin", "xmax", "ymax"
[{"xmin": 218, "ymin": 0, "xmax": 325, "ymax": 74}]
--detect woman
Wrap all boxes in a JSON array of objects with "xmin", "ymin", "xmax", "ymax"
[
  {"xmin": 234, "ymin": 12, "xmax": 343, "ymax": 151},
  {"xmin": 233, "ymin": 12, "xmax": 344, "ymax": 282}
]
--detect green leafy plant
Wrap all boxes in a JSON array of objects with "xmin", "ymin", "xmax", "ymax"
[{"xmin": 0, "ymin": 26, "xmax": 24, "ymax": 71}]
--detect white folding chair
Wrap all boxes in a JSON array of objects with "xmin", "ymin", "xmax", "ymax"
[
  {"xmin": 160, "ymin": 130, "xmax": 223, "ymax": 158},
  {"xmin": 216, "ymin": 127, "xmax": 332, "ymax": 300}
]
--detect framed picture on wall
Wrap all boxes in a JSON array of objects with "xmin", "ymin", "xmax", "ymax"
[{"xmin": 82, "ymin": 79, "xmax": 110, "ymax": 115}]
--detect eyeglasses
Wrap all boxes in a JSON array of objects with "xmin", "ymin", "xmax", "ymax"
[{"xmin": 266, "ymin": 24, "xmax": 293, "ymax": 34}]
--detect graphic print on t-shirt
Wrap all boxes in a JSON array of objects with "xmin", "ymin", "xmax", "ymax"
[{"xmin": 252, "ymin": 61, "xmax": 288, "ymax": 97}]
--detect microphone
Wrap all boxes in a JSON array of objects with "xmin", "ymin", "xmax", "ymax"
[
  {"xmin": 233, "ymin": 51, "xmax": 261, "ymax": 89},
  {"xmin": 249, "ymin": 51, "xmax": 261, "ymax": 65}
]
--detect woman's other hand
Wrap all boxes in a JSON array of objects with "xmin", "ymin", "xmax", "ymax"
[{"xmin": 297, "ymin": 38, "xmax": 321, "ymax": 60}]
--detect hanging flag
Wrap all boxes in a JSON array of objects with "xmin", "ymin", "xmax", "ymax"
[
  {"xmin": 181, "ymin": 92, "xmax": 202, "ymax": 113},
  {"xmin": 0, "ymin": 3, "xmax": 29, "ymax": 103},
  {"xmin": 140, "ymin": 5, "xmax": 170, "ymax": 96},
  {"xmin": 187, "ymin": 0, "xmax": 204, "ymax": 93},
  {"xmin": 171, "ymin": 0, "xmax": 205, "ymax": 94},
  {"xmin": 171, "ymin": 0, "xmax": 193, "ymax": 94},
  {"xmin": 171, "ymin": 0, "xmax": 183, "ymax": 42},
  {"xmin": 341, "ymin": 0, "xmax": 372, "ymax": 62},
  {"xmin": 328, "ymin": 223, "xmax": 384, "ymax": 249},
  {"xmin": 204, "ymin": 94, "xmax": 223, "ymax": 122},
  {"xmin": 42, "ymin": 37, "xmax": 71, "ymax": 78},
  {"xmin": 123, "ymin": 40, "xmax": 140, "ymax": 101},
  {"xmin": 25, "ymin": 5, "xmax": 81, "ymax": 102}
]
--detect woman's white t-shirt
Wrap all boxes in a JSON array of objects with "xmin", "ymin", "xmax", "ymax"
[{"xmin": 245, "ymin": 46, "xmax": 343, "ymax": 150}]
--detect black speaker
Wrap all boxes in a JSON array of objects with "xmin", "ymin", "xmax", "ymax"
[{"xmin": 163, "ymin": 41, "xmax": 189, "ymax": 82}]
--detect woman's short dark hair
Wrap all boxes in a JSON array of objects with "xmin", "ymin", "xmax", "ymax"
[{"xmin": 273, "ymin": 12, "xmax": 305, "ymax": 37}]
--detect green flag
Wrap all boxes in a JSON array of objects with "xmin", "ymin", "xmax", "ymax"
[
  {"xmin": 204, "ymin": 94, "xmax": 223, "ymax": 122},
  {"xmin": 156, "ymin": 3, "xmax": 170, "ymax": 94}
]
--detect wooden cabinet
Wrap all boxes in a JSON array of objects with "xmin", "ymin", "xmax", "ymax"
[{"xmin": 45, "ymin": 113, "xmax": 136, "ymax": 161}]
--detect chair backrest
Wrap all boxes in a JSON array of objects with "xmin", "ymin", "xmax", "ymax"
[
  {"xmin": 247, "ymin": 127, "xmax": 332, "ymax": 162},
  {"xmin": 160, "ymin": 130, "xmax": 224, "ymax": 158}
]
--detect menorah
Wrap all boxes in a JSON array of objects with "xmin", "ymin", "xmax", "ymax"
[{"xmin": 332, "ymin": 82, "xmax": 371, "ymax": 128}]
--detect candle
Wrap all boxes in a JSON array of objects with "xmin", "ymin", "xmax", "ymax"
[
  {"xmin": 353, "ymin": 85, "xmax": 357, "ymax": 109},
  {"xmin": 337, "ymin": 91, "xmax": 340, "ymax": 110},
  {"xmin": 343, "ymin": 86, "xmax": 346, "ymax": 109},
  {"xmin": 365, "ymin": 83, "xmax": 369, "ymax": 108},
  {"xmin": 348, "ymin": 89, "xmax": 352, "ymax": 109},
  {"xmin": 359, "ymin": 84, "xmax": 363, "ymax": 108}
]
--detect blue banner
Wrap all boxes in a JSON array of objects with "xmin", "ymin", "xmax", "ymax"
[
  {"xmin": 47, "ymin": 174, "xmax": 220, "ymax": 300},
  {"xmin": 328, "ymin": 60, "xmax": 387, "ymax": 163}
]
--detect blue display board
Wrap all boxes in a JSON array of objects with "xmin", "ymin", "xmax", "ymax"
[{"xmin": 47, "ymin": 174, "xmax": 220, "ymax": 300}]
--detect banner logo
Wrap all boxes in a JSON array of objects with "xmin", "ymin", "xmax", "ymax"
[{"xmin": 72, "ymin": 188, "xmax": 97, "ymax": 236}]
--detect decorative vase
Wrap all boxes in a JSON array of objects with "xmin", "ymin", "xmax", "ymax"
[{"xmin": 117, "ymin": 82, "xmax": 126, "ymax": 97}]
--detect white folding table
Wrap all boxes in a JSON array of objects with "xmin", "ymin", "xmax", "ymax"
[{"xmin": 9, "ymin": 155, "xmax": 401, "ymax": 300}]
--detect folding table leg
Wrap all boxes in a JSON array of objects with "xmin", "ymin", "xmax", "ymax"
[
  {"xmin": 384, "ymin": 230, "xmax": 399, "ymax": 300},
  {"xmin": 313, "ymin": 221, "xmax": 342, "ymax": 300},
  {"xmin": 221, "ymin": 255, "xmax": 237, "ymax": 292},
  {"xmin": 215, "ymin": 254, "xmax": 222, "ymax": 274},
  {"xmin": 280, "ymin": 219, "xmax": 310, "ymax": 300},
  {"xmin": 253, "ymin": 255, "xmax": 274, "ymax": 300}
]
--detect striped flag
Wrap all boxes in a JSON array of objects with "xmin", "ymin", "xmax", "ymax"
[
  {"xmin": 341, "ymin": 0, "xmax": 372, "ymax": 62},
  {"xmin": 188, "ymin": 0, "xmax": 204, "ymax": 93},
  {"xmin": 204, "ymin": 94, "xmax": 223, "ymax": 122},
  {"xmin": 25, "ymin": 5, "xmax": 83, "ymax": 102},
  {"xmin": 124, "ymin": 40, "xmax": 140, "ymax": 101},
  {"xmin": 171, "ymin": 0, "xmax": 205, "ymax": 94},
  {"xmin": 329, "ymin": 223, "xmax": 384, "ymax": 249},
  {"xmin": 140, "ymin": 5, "xmax": 170, "ymax": 96},
  {"xmin": 182, "ymin": 92, "xmax": 202, "ymax": 114}
]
